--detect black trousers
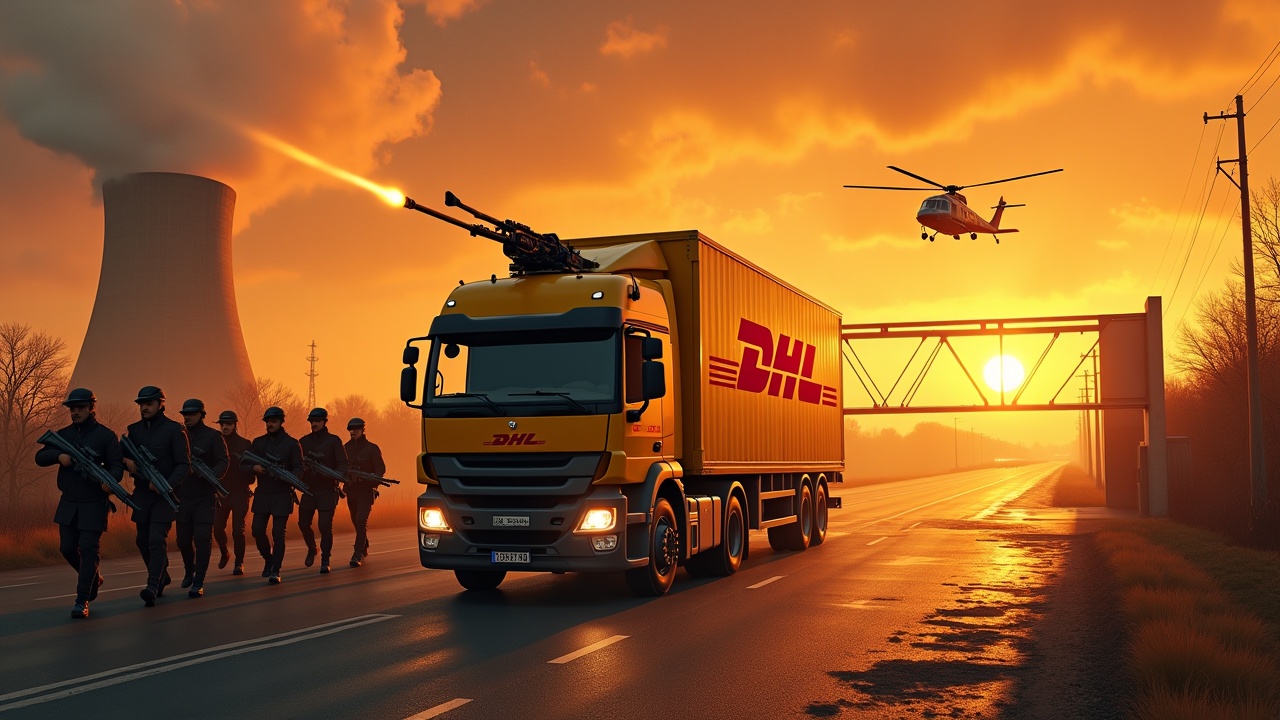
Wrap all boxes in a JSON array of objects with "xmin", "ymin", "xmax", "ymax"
[
  {"xmin": 252, "ymin": 512, "xmax": 288, "ymax": 571},
  {"xmin": 176, "ymin": 520, "xmax": 213, "ymax": 582},
  {"xmin": 214, "ymin": 494, "xmax": 250, "ymax": 563},
  {"xmin": 297, "ymin": 493, "xmax": 337, "ymax": 562},
  {"xmin": 58, "ymin": 522, "xmax": 102, "ymax": 604},
  {"xmin": 134, "ymin": 520, "xmax": 172, "ymax": 591},
  {"xmin": 346, "ymin": 490, "xmax": 376, "ymax": 556}
]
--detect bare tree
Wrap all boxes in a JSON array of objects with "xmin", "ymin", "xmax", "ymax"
[
  {"xmin": 0, "ymin": 323, "xmax": 69, "ymax": 520},
  {"xmin": 328, "ymin": 394, "xmax": 379, "ymax": 428}
]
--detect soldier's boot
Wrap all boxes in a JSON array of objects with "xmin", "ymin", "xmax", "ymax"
[
  {"xmin": 181, "ymin": 569, "xmax": 194, "ymax": 589},
  {"xmin": 156, "ymin": 572, "xmax": 171, "ymax": 598},
  {"xmin": 218, "ymin": 546, "xmax": 230, "ymax": 570},
  {"xmin": 261, "ymin": 558, "xmax": 272, "ymax": 578},
  {"xmin": 189, "ymin": 577, "xmax": 204, "ymax": 598},
  {"xmin": 320, "ymin": 555, "xmax": 331, "ymax": 574},
  {"xmin": 89, "ymin": 574, "xmax": 104, "ymax": 602},
  {"xmin": 232, "ymin": 562, "xmax": 245, "ymax": 576},
  {"xmin": 350, "ymin": 552, "xmax": 362, "ymax": 568},
  {"xmin": 268, "ymin": 570, "xmax": 282, "ymax": 585},
  {"xmin": 139, "ymin": 586, "xmax": 157, "ymax": 607},
  {"xmin": 304, "ymin": 546, "xmax": 317, "ymax": 568},
  {"xmin": 71, "ymin": 602, "xmax": 89, "ymax": 619}
]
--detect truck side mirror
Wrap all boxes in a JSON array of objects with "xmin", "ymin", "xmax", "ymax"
[
  {"xmin": 400, "ymin": 366, "xmax": 419, "ymax": 404},
  {"xmin": 641, "ymin": 337, "xmax": 663, "ymax": 360},
  {"xmin": 402, "ymin": 346, "xmax": 420, "ymax": 365},
  {"xmin": 642, "ymin": 360, "xmax": 666, "ymax": 399}
]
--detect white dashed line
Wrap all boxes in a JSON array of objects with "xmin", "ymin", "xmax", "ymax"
[
  {"xmin": 0, "ymin": 582, "xmax": 43, "ymax": 590},
  {"xmin": 866, "ymin": 537, "xmax": 888, "ymax": 546},
  {"xmin": 907, "ymin": 522, "xmax": 922, "ymax": 530},
  {"xmin": 34, "ymin": 585, "xmax": 145, "ymax": 601},
  {"xmin": 548, "ymin": 635, "xmax": 629, "ymax": 664},
  {"xmin": 405, "ymin": 698, "xmax": 473, "ymax": 719},
  {"xmin": 746, "ymin": 575, "xmax": 784, "ymax": 589}
]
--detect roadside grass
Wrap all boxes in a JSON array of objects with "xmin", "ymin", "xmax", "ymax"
[
  {"xmin": 1050, "ymin": 463, "xmax": 1106, "ymax": 507},
  {"xmin": 1095, "ymin": 527, "xmax": 1280, "ymax": 719}
]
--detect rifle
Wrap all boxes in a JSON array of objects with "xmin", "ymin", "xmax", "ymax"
[
  {"xmin": 347, "ymin": 468, "xmax": 400, "ymax": 488},
  {"xmin": 242, "ymin": 449, "xmax": 312, "ymax": 497},
  {"xmin": 38, "ymin": 430, "xmax": 140, "ymax": 512},
  {"xmin": 189, "ymin": 448, "xmax": 230, "ymax": 499},
  {"xmin": 120, "ymin": 435, "xmax": 180, "ymax": 512},
  {"xmin": 303, "ymin": 453, "xmax": 347, "ymax": 497}
]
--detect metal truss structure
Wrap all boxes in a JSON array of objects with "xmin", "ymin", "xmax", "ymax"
[{"xmin": 842, "ymin": 312, "xmax": 1149, "ymax": 415}]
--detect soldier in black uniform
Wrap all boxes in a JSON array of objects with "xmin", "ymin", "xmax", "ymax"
[
  {"xmin": 176, "ymin": 399, "xmax": 228, "ymax": 598},
  {"xmin": 343, "ymin": 417, "xmax": 386, "ymax": 567},
  {"xmin": 213, "ymin": 410, "xmax": 254, "ymax": 575},
  {"xmin": 122, "ymin": 385, "xmax": 190, "ymax": 607},
  {"xmin": 297, "ymin": 407, "xmax": 348, "ymax": 574},
  {"xmin": 245, "ymin": 406, "xmax": 303, "ymax": 584},
  {"xmin": 35, "ymin": 388, "xmax": 124, "ymax": 619}
]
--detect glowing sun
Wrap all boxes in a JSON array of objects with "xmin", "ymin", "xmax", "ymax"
[{"xmin": 983, "ymin": 355, "xmax": 1025, "ymax": 393}]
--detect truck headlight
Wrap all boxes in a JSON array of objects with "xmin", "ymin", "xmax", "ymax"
[
  {"xmin": 575, "ymin": 508, "xmax": 615, "ymax": 533},
  {"xmin": 420, "ymin": 507, "xmax": 452, "ymax": 532}
]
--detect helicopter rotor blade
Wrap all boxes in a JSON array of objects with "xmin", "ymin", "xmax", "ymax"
[
  {"xmin": 886, "ymin": 165, "xmax": 948, "ymax": 190},
  {"xmin": 843, "ymin": 184, "xmax": 936, "ymax": 191},
  {"xmin": 991, "ymin": 203, "xmax": 1026, "ymax": 209},
  {"xmin": 961, "ymin": 168, "xmax": 1063, "ymax": 190}
]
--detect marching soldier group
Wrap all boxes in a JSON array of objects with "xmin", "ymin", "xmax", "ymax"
[{"xmin": 36, "ymin": 385, "xmax": 389, "ymax": 619}]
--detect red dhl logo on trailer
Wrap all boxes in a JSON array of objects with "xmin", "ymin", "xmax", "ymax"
[{"xmin": 709, "ymin": 319, "xmax": 838, "ymax": 407}]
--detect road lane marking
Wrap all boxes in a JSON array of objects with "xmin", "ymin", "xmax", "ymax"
[
  {"xmin": 746, "ymin": 575, "xmax": 784, "ymax": 589},
  {"xmin": 34, "ymin": 585, "xmax": 144, "ymax": 601},
  {"xmin": 907, "ymin": 522, "xmax": 922, "ymax": 530},
  {"xmin": 0, "ymin": 582, "xmax": 43, "ymax": 590},
  {"xmin": 856, "ymin": 476, "xmax": 1017, "ymax": 529},
  {"xmin": 825, "ymin": 531, "xmax": 849, "ymax": 538},
  {"xmin": 368, "ymin": 546, "xmax": 416, "ymax": 556},
  {"xmin": 406, "ymin": 698, "xmax": 473, "ymax": 719},
  {"xmin": 866, "ymin": 537, "xmax": 888, "ymax": 546},
  {"xmin": 0, "ymin": 613, "xmax": 399, "ymax": 711},
  {"xmin": 548, "ymin": 635, "xmax": 629, "ymax": 664}
]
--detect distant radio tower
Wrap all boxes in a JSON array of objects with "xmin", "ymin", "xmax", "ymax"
[{"xmin": 306, "ymin": 340, "xmax": 319, "ymax": 408}]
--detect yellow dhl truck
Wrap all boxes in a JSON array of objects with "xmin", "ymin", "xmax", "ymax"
[{"xmin": 398, "ymin": 193, "xmax": 843, "ymax": 596}]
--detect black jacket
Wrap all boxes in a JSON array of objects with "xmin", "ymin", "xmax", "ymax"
[
  {"xmin": 300, "ymin": 428, "xmax": 348, "ymax": 496},
  {"xmin": 35, "ymin": 415, "xmax": 124, "ymax": 503},
  {"xmin": 344, "ymin": 435, "xmax": 386, "ymax": 479},
  {"xmin": 221, "ymin": 431, "xmax": 255, "ymax": 497},
  {"xmin": 243, "ymin": 430, "xmax": 303, "ymax": 496},
  {"xmin": 182, "ymin": 421, "xmax": 229, "ymax": 501},
  {"xmin": 123, "ymin": 411, "xmax": 190, "ymax": 506}
]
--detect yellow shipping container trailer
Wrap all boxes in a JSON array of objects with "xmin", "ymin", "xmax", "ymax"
[{"xmin": 401, "ymin": 229, "xmax": 844, "ymax": 596}]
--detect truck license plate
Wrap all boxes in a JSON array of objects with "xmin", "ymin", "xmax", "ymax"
[
  {"xmin": 492, "ymin": 515, "xmax": 530, "ymax": 527},
  {"xmin": 491, "ymin": 551, "xmax": 530, "ymax": 564}
]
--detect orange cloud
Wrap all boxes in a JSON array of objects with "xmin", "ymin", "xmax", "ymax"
[
  {"xmin": 529, "ymin": 60, "xmax": 551, "ymax": 88},
  {"xmin": 410, "ymin": 0, "xmax": 485, "ymax": 27},
  {"xmin": 601, "ymin": 18, "xmax": 669, "ymax": 59}
]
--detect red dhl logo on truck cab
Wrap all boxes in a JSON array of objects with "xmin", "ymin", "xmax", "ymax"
[
  {"xmin": 709, "ymin": 319, "xmax": 838, "ymax": 407},
  {"xmin": 483, "ymin": 433, "xmax": 547, "ymax": 446}
]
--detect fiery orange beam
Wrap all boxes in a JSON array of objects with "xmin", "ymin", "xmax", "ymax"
[{"xmin": 245, "ymin": 128, "xmax": 405, "ymax": 206}]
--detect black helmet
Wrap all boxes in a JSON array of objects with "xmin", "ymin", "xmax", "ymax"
[
  {"xmin": 262, "ymin": 406, "xmax": 285, "ymax": 421},
  {"xmin": 63, "ymin": 388, "xmax": 96, "ymax": 407},
  {"xmin": 347, "ymin": 417, "xmax": 366, "ymax": 429},
  {"xmin": 217, "ymin": 410, "xmax": 238, "ymax": 424},
  {"xmin": 135, "ymin": 385, "xmax": 165, "ymax": 403},
  {"xmin": 307, "ymin": 407, "xmax": 328, "ymax": 421},
  {"xmin": 180, "ymin": 398, "xmax": 205, "ymax": 415}
]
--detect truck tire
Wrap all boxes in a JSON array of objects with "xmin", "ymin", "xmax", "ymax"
[
  {"xmin": 454, "ymin": 569, "xmax": 506, "ymax": 592},
  {"xmin": 702, "ymin": 494, "xmax": 745, "ymax": 576},
  {"xmin": 767, "ymin": 483, "xmax": 813, "ymax": 552},
  {"xmin": 810, "ymin": 481, "xmax": 829, "ymax": 547},
  {"xmin": 626, "ymin": 498, "xmax": 679, "ymax": 597}
]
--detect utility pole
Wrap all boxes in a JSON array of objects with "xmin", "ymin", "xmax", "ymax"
[
  {"xmin": 1205, "ymin": 94, "xmax": 1267, "ymax": 531},
  {"xmin": 953, "ymin": 417, "xmax": 959, "ymax": 470},
  {"xmin": 305, "ymin": 340, "xmax": 319, "ymax": 409}
]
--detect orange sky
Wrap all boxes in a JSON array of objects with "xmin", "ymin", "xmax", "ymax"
[{"xmin": 2, "ymin": 1, "xmax": 1279, "ymax": 447}]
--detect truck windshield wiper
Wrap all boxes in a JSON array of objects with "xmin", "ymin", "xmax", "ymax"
[
  {"xmin": 439, "ymin": 392, "xmax": 506, "ymax": 416},
  {"xmin": 509, "ymin": 390, "xmax": 592, "ymax": 415}
]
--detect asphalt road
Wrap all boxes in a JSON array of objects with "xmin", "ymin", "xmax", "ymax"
[{"xmin": 0, "ymin": 462, "xmax": 1108, "ymax": 719}]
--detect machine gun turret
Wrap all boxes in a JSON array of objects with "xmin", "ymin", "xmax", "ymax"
[{"xmin": 403, "ymin": 191, "xmax": 599, "ymax": 276}]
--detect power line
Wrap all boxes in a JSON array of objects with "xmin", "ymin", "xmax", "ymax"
[
  {"xmin": 1236, "ymin": 39, "xmax": 1280, "ymax": 98},
  {"xmin": 1175, "ymin": 195, "xmax": 1241, "ymax": 334},
  {"xmin": 1165, "ymin": 169, "xmax": 1222, "ymax": 312},
  {"xmin": 1249, "ymin": 112, "xmax": 1280, "ymax": 154},
  {"xmin": 1149, "ymin": 122, "xmax": 1209, "ymax": 297}
]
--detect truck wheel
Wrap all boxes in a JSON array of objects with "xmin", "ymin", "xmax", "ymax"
[
  {"xmin": 703, "ymin": 495, "xmax": 745, "ymax": 576},
  {"xmin": 767, "ymin": 483, "xmax": 813, "ymax": 552},
  {"xmin": 454, "ymin": 569, "xmax": 506, "ymax": 591},
  {"xmin": 810, "ymin": 481, "xmax": 829, "ymax": 547},
  {"xmin": 626, "ymin": 498, "xmax": 679, "ymax": 597}
]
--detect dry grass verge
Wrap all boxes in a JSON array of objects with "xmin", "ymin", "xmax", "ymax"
[
  {"xmin": 1095, "ymin": 528, "xmax": 1280, "ymax": 719},
  {"xmin": 1051, "ymin": 463, "xmax": 1106, "ymax": 507}
]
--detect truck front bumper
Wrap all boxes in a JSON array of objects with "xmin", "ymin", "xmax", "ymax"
[{"xmin": 417, "ymin": 485, "xmax": 648, "ymax": 573}]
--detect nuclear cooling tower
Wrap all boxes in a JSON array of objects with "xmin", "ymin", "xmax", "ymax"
[{"xmin": 70, "ymin": 172, "xmax": 254, "ymax": 409}]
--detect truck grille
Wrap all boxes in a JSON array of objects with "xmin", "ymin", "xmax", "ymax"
[
  {"xmin": 458, "ymin": 495, "xmax": 572, "ymax": 510},
  {"xmin": 461, "ymin": 530, "xmax": 562, "ymax": 546}
]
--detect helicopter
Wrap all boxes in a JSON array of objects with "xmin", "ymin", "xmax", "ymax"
[{"xmin": 843, "ymin": 166, "xmax": 1062, "ymax": 244}]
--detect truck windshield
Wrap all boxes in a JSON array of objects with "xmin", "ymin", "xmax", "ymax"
[{"xmin": 424, "ymin": 328, "xmax": 620, "ymax": 417}]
